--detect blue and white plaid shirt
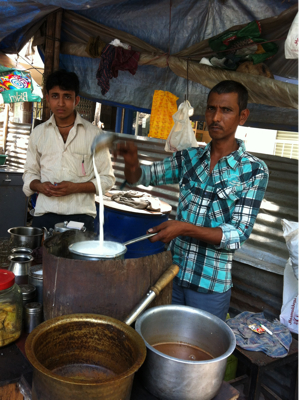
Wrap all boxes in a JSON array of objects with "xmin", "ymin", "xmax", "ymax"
[{"xmin": 137, "ymin": 139, "xmax": 269, "ymax": 293}]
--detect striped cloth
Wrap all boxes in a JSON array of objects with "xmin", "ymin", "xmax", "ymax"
[{"xmin": 138, "ymin": 139, "xmax": 269, "ymax": 293}]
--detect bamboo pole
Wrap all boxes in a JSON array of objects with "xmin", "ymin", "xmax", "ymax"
[
  {"xmin": 120, "ymin": 108, "xmax": 125, "ymax": 133},
  {"xmin": 53, "ymin": 9, "xmax": 63, "ymax": 72},
  {"xmin": 42, "ymin": 12, "xmax": 56, "ymax": 121},
  {"xmin": 3, "ymin": 104, "xmax": 9, "ymax": 152}
]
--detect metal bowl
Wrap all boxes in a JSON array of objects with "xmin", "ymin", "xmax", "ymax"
[
  {"xmin": 135, "ymin": 305, "xmax": 236, "ymax": 400},
  {"xmin": 8, "ymin": 226, "xmax": 44, "ymax": 249}
]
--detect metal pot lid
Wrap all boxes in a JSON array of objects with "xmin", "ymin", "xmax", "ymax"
[
  {"xmin": 68, "ymin": 240, "xmax": 127, "ymax": 259},
  {"xmin": 54, "ymin": 222, "xmax": 72, "ymax": 232}
]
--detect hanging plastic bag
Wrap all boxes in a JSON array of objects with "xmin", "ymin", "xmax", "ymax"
[
  {"xmin": 285, "ymin": 12, "xmax": 299, "ymax": 59},
  {"xmin": 148, "ymin": 90, "xmax": 178, "ymax": 140},
  {"xmin": 280, "ymin": 259, "xmax": 298, "ymax": 334},
  {"xmin": 165, "ymin": 100, "xmax": 198, "ymax": 152},
  {"xmin": 281, "ymin": 219, "xmax": 298, "ymax": 279},
  {"xmin": 280, "ymin": 219, "xmax": 298, "ymax": 334}
]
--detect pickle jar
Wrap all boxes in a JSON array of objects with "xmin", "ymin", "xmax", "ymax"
[{"xmin": 0, "ymin": 269, "xmax": 23, "ymax": 347}]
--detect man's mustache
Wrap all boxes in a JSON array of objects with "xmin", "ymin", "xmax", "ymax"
[{"xmin": 209, "ymin": 123, "xmax": 222, "ymax": 129}]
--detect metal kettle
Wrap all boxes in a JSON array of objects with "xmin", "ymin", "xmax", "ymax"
[{"xmin": 43, "ymin": 221, "xmax": 86, "ymax": 240}]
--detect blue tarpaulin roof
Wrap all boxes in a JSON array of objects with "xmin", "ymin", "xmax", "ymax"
[{"xmin": 0, "ymin": 1, "xmax": 297, "ymax": 129}]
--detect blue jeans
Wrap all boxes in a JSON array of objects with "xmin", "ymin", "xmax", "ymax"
[{"xmin": 172, "ymin": 281, "xmax": 231, "ymax": 321}]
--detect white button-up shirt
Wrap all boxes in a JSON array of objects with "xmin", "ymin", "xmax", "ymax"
[{"xmin": 23, "ymin": 113, "xmax": 115, "ymax": 218}]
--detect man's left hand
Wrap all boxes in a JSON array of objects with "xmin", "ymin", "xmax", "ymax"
[
  {"xmin": 50, "ymin": 181, "xmax": 77, "ymax": 197},
  {"xmin": 147, "ymin": 220, "xmax": 189, "ymax": 243}
]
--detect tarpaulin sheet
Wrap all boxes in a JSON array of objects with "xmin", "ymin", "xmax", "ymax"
[{"xmin": 0, "ymin": 1, "xmax": 297, "ymax": 126}]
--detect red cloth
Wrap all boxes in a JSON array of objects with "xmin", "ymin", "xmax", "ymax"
[{"xmin": 111, "ymin": 46, "xmax": 140, "ymax": 78}]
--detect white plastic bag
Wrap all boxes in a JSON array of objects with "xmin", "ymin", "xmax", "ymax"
[
  {"xmin": 285, "ymin": 12, "xmax": 299, "ymax": 59},
  {"xmin": 280, "ymin": 259, "xmax": 298, "ymax": 334},
  {"xmin": 281, "ymin": 219, "xmax": 298, "ymax": 279},
  {"xmin": 165, "ymin": 101, "xmax": 198, "ymax": 152}
]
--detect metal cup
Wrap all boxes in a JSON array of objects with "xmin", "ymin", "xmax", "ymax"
[
  {"xmin": 8, "ymin": 253, "xmax": 33, "ymax": 284},
  {"xmin": 11, "ymin": 247, "xmax": 33, "ymax": 256}
]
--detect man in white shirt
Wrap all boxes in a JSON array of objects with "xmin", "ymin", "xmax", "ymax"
[{"xmin": 23, "ymin": 70, "xmax": 115, "ymax": 231}]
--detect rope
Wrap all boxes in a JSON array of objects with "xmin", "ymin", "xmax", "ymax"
[{"xmin": 167, "ymin": 0, "xmax": 172, "ymax": 66}]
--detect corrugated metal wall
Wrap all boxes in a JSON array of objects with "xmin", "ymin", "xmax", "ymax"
[
  {"xmin": 234, "ymin": 152, "xmax": 298, "ymax": 275},
  {"xmin": 275, "ymin": 130, "xmax": 298, "ymax": 160},
  {"xmin": 5, "ymin": 122, "xmax": 31, "ymax": 169}
]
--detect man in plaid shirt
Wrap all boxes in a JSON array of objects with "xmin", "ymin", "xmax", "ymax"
[{"xmin": 116, "ymin": 80, "xmax": 269, "ymax": 320}]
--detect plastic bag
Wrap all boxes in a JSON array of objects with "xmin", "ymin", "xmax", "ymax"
[
  {"xmin": 209, "ymin": 20, "xmax": 278, "ymax": 68},
  {"xmin": 279, "ymin": 259, "xmax": 298, "ymax": 334},
  {"xmin": 148, "ymin": 90, "xmax": 178, "ymax": 140},
  {"xmin": 281, "ymin": 219, "xmax": 298, "ymax": 279},
  {"xmin": 165, "ymin": 101, "xmax": 198, "ymax": 152},
  {"xmin": 285, "ymin": 12, "xmax": 299, "ymax": 59}
]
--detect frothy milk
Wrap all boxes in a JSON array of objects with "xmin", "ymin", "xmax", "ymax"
[{"xmin": 93, "ymin": 155, "xmax": 103, "ymax": 251}]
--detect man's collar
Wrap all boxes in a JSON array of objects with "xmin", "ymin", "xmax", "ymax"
[
  {"xmin": 226, "ymin": 139, "xmax": 246, "ymax": 169},
  {"xmin": 45, "ymin": 112, "xmax": 84, "ymax": 127},
  {"xmin": 201, "ymin": 138, "xmax": 246, "ymax": 170}
]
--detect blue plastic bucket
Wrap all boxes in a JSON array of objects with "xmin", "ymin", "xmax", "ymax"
[{"xmin": 95, "ymin": 204, "xmax": 168, "ymax": 259}]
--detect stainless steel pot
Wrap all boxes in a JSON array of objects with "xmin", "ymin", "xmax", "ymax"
[
  {"xmin": 8, "ymin": 227, "xmax": 44, "ymax": 249},
  {"xmin": 135, "ymin": 305, "xmax": 236, "ymax": 400},
  {"xmin": 68, "ymin": 233, "xmax": 157, "ymax": 261},
  {"xmin": 8, "ymin": 253, "xmax": 34, "ymax": 285}
]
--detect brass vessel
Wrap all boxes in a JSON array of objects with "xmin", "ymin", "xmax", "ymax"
[{"xmin": 25, "ymin": 314, "xmax": 146, "ymax": 400}]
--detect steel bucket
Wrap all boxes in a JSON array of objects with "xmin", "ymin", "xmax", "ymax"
[
  {"xmin": 25, "ymin": 314, "xmax": 146, "ymax": 400},
  {"xmin": 135, "ymin": 305, "xmax": 236, "ymax": 400}
]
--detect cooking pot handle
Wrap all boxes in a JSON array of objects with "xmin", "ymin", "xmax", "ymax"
[
  {"xmin": 124, "ymin": 264, "xmax": 180, "ymax": 325},
  {"xmin": 122, "ymin": 232, "xmax": 157, "ymax": 247}
]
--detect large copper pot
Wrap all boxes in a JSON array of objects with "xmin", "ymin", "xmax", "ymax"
[{"xmin": 25, "ymin": 314, "xmax": 146, "ymax": 400}]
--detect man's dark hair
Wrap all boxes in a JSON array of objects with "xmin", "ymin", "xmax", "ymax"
[
  {"xmin": 208, "ymin": 80, "xmax": 248, "ymax": 113},
  {"xmin": 46, "ymin": 70, "xmax": 80, "ymax": 96}
]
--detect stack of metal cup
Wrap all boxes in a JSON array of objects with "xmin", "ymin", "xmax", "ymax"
[{"xmin": 8, "ymin": 248, "xmax": 44, "ymax": 333}]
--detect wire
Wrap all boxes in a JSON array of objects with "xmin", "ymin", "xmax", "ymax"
[
  {"xmin": 186, "ymin": 58, "xmax": 189, "ymax": 101},
  {"xmin": 16, "ymin": 53, "xmax": 44, "ymax": 76}
]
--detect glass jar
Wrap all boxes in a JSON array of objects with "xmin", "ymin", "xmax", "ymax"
[{"xmin": 0, "ymin": 269, "xmax": 23, "ymax": 346}]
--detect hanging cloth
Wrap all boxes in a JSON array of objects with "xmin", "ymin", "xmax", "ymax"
[
  {"xmin": 96, "ymin": 44, "xmax": 116, "ymax": 95},
  {"xmin": 148, "ymin": 90, "xmax": 178, "ymax": 140},
  {"xmin": 96, "ymin": 44, "xmax": 140, "ymax": 95},
  {"xmin": 111, "ymin": 47, "xmax": 140, "ymax": 78}
]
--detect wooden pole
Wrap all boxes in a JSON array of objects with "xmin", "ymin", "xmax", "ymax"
[
  {"xmin": 3, "ymin": 104, "xmax": 9, "ymax": 152},
  {"xmin": 120, "ymin": 108, "xmax": 125, "ymax": 133},
  {"xmin": 42, "ymin": 12, "xmax": 56, "ymax": 121},
  {"xmin": 53, "ymin": 9, "xmax": 63, "ymax": 72}
]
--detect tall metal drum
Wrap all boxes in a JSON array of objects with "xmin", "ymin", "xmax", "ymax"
[{"xmin": 95, "ymin": 195, "xmax": 172, "ymax": 259}]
